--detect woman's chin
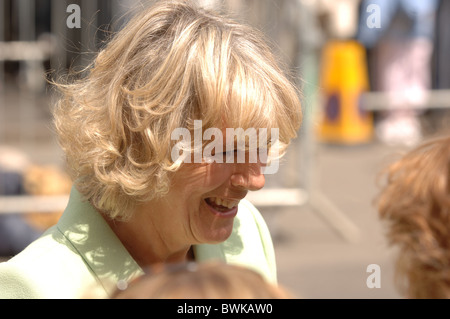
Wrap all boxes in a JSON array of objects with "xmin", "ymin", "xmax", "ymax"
[
  {"xmin": 207, "ymin": 226, "xmax": 235, "ymax": 244},
  {"xmin": 196, "ymin": 201, "xmax": 236, "ymax": 243}
]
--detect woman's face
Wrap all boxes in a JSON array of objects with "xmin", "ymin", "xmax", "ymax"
[{"xmin": 147, "ymin": 157, "xmax": 266, "ymax": 246}]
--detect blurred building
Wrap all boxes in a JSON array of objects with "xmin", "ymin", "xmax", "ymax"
[{"xmin": 0, "ymin": 0, "xmax": 138, "ymax": 88}]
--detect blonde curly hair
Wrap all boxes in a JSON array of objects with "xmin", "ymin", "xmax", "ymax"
[
  {"xmin": 377, "ymin": 134, "xmax": 450, "ymax": 298},
  {"xmin": 53, "ymin": 0, "xmax": 302, "ymax": 220}
]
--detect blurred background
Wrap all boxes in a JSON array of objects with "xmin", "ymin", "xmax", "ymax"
[{"xmin": 0, "ymin": 0, "xmax": 449, "ymax": 298}]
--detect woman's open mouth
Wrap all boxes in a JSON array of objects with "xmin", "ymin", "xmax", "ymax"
[{"xmin": 204, "ymin": 197, "xmax": 239, "ymax": 218}]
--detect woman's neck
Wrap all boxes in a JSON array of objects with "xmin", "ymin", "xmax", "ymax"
[{"xmin": 102, "ymin": 210, "xmax": 193, "ymax": 267}]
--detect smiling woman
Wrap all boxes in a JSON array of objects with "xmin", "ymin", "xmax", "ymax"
[{"xmin": 0, "ymin": 0, "xmax": 302, "ymax": 299}]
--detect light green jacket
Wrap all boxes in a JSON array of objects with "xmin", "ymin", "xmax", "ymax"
[{"xmin": 0, "ymin": 187, "xmax": 277, "ymax": 298}]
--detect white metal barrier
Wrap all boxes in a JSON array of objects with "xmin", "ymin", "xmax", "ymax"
[
  {"xmin": 362, "ymin": 89, "xmax": 450, "ymax": 111},
  {"xmin": 0, "ymin": 40, "xmax": 55, "ymax": 62},
  {"xmin": 0, "ymin": 195, "xmax": 69, "ymax": 214},
  {"xmin": 0, "ymin": 190, "xmax": 308, "ymax": 214}
]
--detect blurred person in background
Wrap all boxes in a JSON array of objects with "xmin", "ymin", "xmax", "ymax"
[
  {"xmin": 377, "ymin": 133, "xmax": 450, "ymax": 298},
  {"xmin": 0, "ymin": 147, "xmax": 41, "ymax": 257},
  {"xmin": 0, "ymin": 0, "xmax": 302, "ymax": 298},
  {"xmin": 358, "ymin": 0, "xmax": 439, "ymax": 146},
  {"xmin": 0, "ymin": 147, "xmax": 72, "ymax": 258},
  {"xmin": 430, "ymin": 0, "xmax": 450, "ymax": 132}
]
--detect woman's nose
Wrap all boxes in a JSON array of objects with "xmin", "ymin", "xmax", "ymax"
[{"xmin": 230, "ymin": 163, "xmax": 265, "ymax": 191}]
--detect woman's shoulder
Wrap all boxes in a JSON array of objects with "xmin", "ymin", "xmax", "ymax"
[{"xmin": 0, "ymin": 226, "xmax": 101, "ymax": 298}]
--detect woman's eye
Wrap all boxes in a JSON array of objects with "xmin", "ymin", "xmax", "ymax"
[
  {"xmin": 224, "ymin": 150, "xmax": 238, "ymax": 157},
  {"xmin": 203, "ymin": 149, "xmax": 237, "ymax": 163},
  {"xmin": 213, "ymin": 149, "xmax": 237, "ymax": 156}
]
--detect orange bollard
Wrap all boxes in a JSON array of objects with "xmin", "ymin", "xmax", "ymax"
[{"xmin": 317, "ymin": 40, "xmax": 373, "ymax": 144}]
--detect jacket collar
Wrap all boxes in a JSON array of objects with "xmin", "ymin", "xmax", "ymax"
[{"xmin": 56, "ymin": 187, "xmax": 144, "ymax": 296}]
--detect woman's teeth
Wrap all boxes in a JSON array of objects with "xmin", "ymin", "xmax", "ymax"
[{"xmin": 206, "ymin": 197, "xmax": 239, "ymax": 210}]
